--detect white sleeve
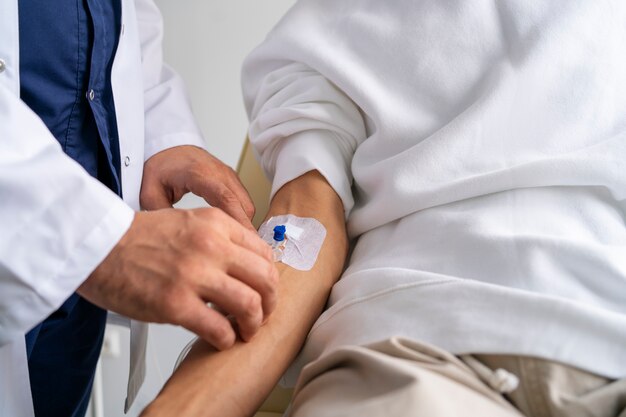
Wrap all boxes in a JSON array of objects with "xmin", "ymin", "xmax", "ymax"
[
  {"xmin": 134, "ymin": 0, "xmax": 206, "ymax": 160},
  {"xmin": 0, "ymin": 84, "xmax": 135, "ymax": 346},
  {"xmin": 242, "ymin": 59, "xmax": 367, "ymax": 218}
]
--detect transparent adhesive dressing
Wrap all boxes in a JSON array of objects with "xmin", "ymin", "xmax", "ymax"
[{"xmin": 259, "ymin": 215, "xmax": 327, "ymax": 271}]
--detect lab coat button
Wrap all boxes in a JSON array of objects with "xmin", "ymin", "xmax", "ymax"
[
  {"xmin": 87, "ymin": 89, "xmax": 95, "ymax": 101},
  {"xmin": 124, "ymin": 156, "xmax": 131, "ymax": 167},
  {"xmin": 0, "ymin": 59, "xmax": 6, "ymax": 73}
]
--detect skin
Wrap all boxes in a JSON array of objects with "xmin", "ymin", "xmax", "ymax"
[
  {"xmin": 140, "ymin": 170, "xmax": 349, "ymax": 417},
  {"xmin": 77, "ymin": 145, "xmax": 280, "ymax": 349},
  {"xmin": 139, "ymin": 145, "xmax": 257, "ymax": 230}
]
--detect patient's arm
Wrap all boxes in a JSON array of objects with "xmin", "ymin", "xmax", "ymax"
[{"xmin": 141, "ymin": 170, "xmax": 349, "ymax": 417}]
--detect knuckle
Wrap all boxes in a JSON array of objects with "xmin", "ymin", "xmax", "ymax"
[
  {"xmin": 204, "ymin": 275, "xmax": 228, "ymax": 300},
  {"xmin": 245, "ymin": 204, "xmax": 256, "ymax": 219},
  {"xmin": 189, "ymin": 161, "xmax": 205, "ymax": 176},
  {"xmin": 179, "ymin": 208, "xmax": 196, "ymax": 224},
  {"xmin": 240, "ymin": 291, "xmax": 262, "ymax": 318},
  {"xmin": 196, "ymin": 206, "xmax": 217, "ymax": 221},
  {"xmin": 162, "ymin": 291, "xmax": 185, "ymax": 323},
  {"xmin": 205, "ymin": 207, "xmax": 227, "ymax": 224},
  {"xmin": 187, "ymin": 224, "xmax": 206, "ymax": 243},
  {"xmin": 189, "ymin": 230, "xmax": 221, "ymax": 255}
]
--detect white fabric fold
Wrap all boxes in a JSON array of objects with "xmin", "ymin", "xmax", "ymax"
[{"xmin": 243, "ymin": 0, "xmax": 626, "ymax": 384}]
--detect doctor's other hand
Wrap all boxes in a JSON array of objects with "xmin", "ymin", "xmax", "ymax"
[
  {"xmin": 77, "ymin": 208, "xmax": 279, "ymax": 349},
  {"xmin": 140, "ymin": 145, "xmax": 256, "ymax": 230}
]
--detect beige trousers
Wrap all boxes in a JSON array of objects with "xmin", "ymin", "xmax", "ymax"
[{"xmin": 287, "ymin": 338, "xmax": 626, "ymax": 417}]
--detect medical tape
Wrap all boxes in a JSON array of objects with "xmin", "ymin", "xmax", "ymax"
[{"xmin": 258, "ymin": 215, "xmax": 327, "ymax": 271}]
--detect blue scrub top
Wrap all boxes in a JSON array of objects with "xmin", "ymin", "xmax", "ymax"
[{"xmin": 19, "ymin": 0, "xmax": 123, "ymax": 195}]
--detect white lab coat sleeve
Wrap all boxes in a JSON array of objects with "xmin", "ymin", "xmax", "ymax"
[
  {"xmin": 0, "ymin": 84, "xmax": 135, "ymax": 346},
  {"xmin": 242, "ymin": 60, "xmax": 367, "ymax": 218},
  {"xmin": 134, "ymin": 0, "xmax": 206, "ymax": 161}
]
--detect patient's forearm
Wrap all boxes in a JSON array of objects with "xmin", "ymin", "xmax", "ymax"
[{"xmin": 142, "ymin": 170, "xmax": 348, "ymax": 417}]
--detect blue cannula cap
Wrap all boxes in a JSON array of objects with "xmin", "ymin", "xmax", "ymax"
[{"xmin": 273, "ymin": 225, "xmax": 286, "ymax": 242}]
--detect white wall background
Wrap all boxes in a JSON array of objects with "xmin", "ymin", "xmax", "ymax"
[
  {"xmin": 158, "ymin": 0, "xmax": 293, "ymax": 169},
  {"xmin": 98, "ymin": 2, "xmax": 295, "ymax": 416}
]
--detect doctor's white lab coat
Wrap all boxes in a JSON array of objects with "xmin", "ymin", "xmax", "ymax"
[{"xmin": 0, "ymin": 0, "xmax": 205, "ymax": 414}]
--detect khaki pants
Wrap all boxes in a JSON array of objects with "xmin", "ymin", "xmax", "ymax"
[{"xmin": 287, "ymin": 338, "xmax": 626, "ymax": 417}]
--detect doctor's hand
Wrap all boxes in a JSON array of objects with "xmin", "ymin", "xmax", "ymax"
[
  {"xmin": 140, "ymin": 145, "xmax": 256, "ymax": 230},
  {"xmin": 78, "ymin": 208, "xmax": 279, "ymax": 349}
]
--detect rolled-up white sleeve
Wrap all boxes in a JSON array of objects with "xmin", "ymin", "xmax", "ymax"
[
  {"xmin": 0, "ymin": 85, "xmax": 134, "ymax": 345},
  {"xmin": 243, "ymin": 61, "xmax": 366, "ymax": 217}
]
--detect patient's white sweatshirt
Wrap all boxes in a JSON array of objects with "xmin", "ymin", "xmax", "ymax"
[{"xmin": 242, "ymin": 0, "xmax": 626, "ymax": 382}]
